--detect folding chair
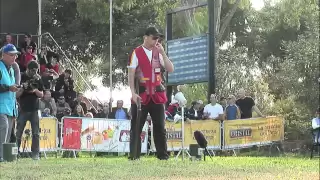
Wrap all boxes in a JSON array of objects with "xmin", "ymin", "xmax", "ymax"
[{"xmin": 310, "ymin": 127, "xmax": 320, "ymax": 159}]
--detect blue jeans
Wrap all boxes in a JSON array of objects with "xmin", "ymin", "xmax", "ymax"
[{"xmin": 16, "ymin": 111, "xmax": 40, "ymax": 154}]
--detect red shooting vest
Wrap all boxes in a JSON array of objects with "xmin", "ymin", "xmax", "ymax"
[{"xmin": 132, "ymin": 46, "xmax": 167, "ymax": 105}]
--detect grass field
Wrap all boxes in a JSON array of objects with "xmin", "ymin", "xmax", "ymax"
[{"xmin": 0, "ymin": 156, "xmax": 319, "ymax": 180}]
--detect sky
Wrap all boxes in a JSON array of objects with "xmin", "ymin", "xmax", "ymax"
[{"xmin": 84, "ymin": 0, "xmax": 265, "ymax": 108}]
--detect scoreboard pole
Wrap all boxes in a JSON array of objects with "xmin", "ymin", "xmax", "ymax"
[
  {"xmin": 207, "ymin": 0, "xmax": 216, "ymax": 102},
  {"xmin": 166, "ymin": 13, "xmax": 173, "ymax": 108}
]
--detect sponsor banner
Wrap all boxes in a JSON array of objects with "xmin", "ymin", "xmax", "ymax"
[
  {"xmin": 62, "ymin": 118, "xmax": 82, "ymax": 150},
  {"xmin": 80, "ymin": 119, "xmax": 148, "ymax": 153},
  {"xmin": 223, "ymin": 117, "xmax": 284, "ymax": 149},
  {"xmin": 20, "ymin": 117, "xmax": 57, "ymax": 152},
  {"xmin": 151, "ymin": 120, "xmax": 221, "ymax": 152}
]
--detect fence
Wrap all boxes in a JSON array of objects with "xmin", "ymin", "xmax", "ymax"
[
  {"xmin": 24, "ymin": 116, "xmax": 284, "ymax": 155},
  {"xmin": 20, "ymin": 117, "xmax": 58, "ymax": 153},
  {"xmin": 60, "ymin": 117, "xmax": 149, "ymax": 153}
]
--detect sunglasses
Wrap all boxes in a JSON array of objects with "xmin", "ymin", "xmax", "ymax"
[{"xmin": 152, "ymin": 36, "xmax": 160, "ymax": 40}]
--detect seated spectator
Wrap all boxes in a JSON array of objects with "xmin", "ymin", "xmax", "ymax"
[
  {"xmin": 203, "ymin": 94, "xmax": 224, "ymax": 120},
  {"xmin": 40, "ymin": 59, "xmax": 59, "ymax": 90},
  {"xmin": 72, "ymin": 104, "xmax": 85, "ymax": 117},
  {"xmin": 165, "ymin": 99, "xmax": 180, "ymax": 121},
  {"xmin": 39, "ymin": 90, "xmax": 57, "ymax": 116},
  {"xmin": 40, "ymin": 56, "xmax": 59, "ymax": 74},
  {"xmin": 186, "ymin": 100, "xmax": 202, "ymax": 120},
  {"xmin": 18, "ymin": 46, "xmax": 36, "ymax": 72},
  {"xmin": 56, "ymin": 95, "xmax": 71, "ymax": 121},
  {"xmin": 88, "ymin": 99, "xmax": 98, "ymax": 117},
  {"xmin": 85, "ymin": 112, "xmax": 93, "ymax": 118},
  {"xmin": 38, "ymin": 45, "xmax": 60, "ymax": 66},
  {"xmin": 42, "ymin": 108, "xmax": 53, "ymax": 117},
  {"xmin": 109, "ymin": 100, "xmax": 129, "ymax": 120},
  {"xmin": 95, "ymin": 103, "xmax": 111, "ymax": 118},
  {"xmin": 224, "ymin": 95, "xmax": 241, "ymax": 120},
  {"xmin": 20, "ymin": 33, "xmax": 37, "ymax": 55},
  {"xmin": 54, "ymin": 69, "xmax": 74, "ymax": 101},
  {"xmin": 70, "ymin": 92, "xmax": 88, "ymax": 114}
]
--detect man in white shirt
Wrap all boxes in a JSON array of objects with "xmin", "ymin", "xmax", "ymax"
[
  {"xmin": 203, "ymin": 94, "xmax": 224, "ymax": 120},
  {"xmin": 311, "ymin": 108, "xmax": 320, "ymax": 143}
]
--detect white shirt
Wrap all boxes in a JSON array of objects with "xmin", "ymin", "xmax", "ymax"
[
  {"xmin": 127, "ymin": 46, "xmax": 164, "ymax": 69},
  {"xmin": 312, "ymin": 117, "xmax": 320, "ymax": 129},
  {"xmin": 203, "ymin": 103, "xmax": 224, "ymax": 119}
]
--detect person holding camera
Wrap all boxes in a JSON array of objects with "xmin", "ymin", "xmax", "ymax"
[
  {"xmin": 16, "ymin": 60, "xmax": 44, "ymax": 160},
  {"xmin": 0, "ymin": 44, "xmax": 20, "ymax": 162}
]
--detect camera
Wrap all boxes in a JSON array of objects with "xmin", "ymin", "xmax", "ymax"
[{"xmin": 21, "ymin": 79, "xmax": 39, "ymax": 91}]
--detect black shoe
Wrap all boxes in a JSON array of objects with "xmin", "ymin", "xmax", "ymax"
[{"xmin": 128, "ymin": 157, "xmax": 140, "ymax": 161}]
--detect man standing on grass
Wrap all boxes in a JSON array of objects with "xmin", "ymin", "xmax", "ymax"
[
  {"xmin": 0, "ymin": 44, "xmax": 20, "ymax": 162},
  {"xmin": 127, "ymin": 27, "xmax": 174, "ymax": 160}
]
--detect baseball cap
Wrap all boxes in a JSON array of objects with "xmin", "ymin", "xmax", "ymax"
[
  {"xmin": 144, "ymin": 27, "xmax": 164, "ymax": 38},
  {"xmin": 2, "ymin": 44, "xmax": 20, "ymax": 54}
]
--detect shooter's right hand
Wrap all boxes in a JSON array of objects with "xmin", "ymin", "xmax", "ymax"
[{"xmin": 131, "ymin": 93, "xmax": 142, "ymax": 104}]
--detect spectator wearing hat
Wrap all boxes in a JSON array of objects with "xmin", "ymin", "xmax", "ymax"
[{"xmin": 0, "ymin": 44, "xmax": 20, "ymax": 162}]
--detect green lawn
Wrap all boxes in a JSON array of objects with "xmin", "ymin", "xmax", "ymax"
[{"xmin": 0, "ymin": 156, "xmax": 319, "ymax": 180}]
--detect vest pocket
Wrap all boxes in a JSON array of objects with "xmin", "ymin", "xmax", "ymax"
[{"xmin": 152, "ymin": 92, "xmax": 167, "ymax": 104}]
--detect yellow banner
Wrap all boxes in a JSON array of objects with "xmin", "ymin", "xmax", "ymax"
[
  {"xmin": 20, "ymin": 117, "xmax": 57, "ymax": 152},
  {"xmin": 162, "ymin": 120, "xmax": 221, "ymax": 151},
  {"xmin": 223, "ymin": 117, "xmax": 284, "ymax": 149}
]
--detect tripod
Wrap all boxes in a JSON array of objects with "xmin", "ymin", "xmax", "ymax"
[{"xmin": 175, "ymin": 106, "xmax": 191, "ymax": 160}]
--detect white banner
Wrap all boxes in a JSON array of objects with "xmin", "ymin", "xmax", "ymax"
[{"xmin": 80, "ymin": 119, "xmax": 148, "ymax": 153}]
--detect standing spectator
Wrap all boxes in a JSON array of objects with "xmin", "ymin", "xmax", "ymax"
[
  {"xmin": 110, "ymin": 100, "xmax": 129, "ymax": 120},
  {"xmin": 236, "ymin": 88, "xmax": 264, "ymax": 119},
  {"xmin": 220, "ymin": 97, "xmax": 227, "ymax": 110},
  {"xmin": 0, "ymin": 44, "xmax": 20, "ymax": 162},
  {"xmin": 224, "ymin": 95, "xmax": 241, "ymax": 120},
  {"xmin": 186, "ymin": 100, "xmax": 202, "ymax": 120},
  {"xmin": 20, "ymin": 34, "xmax": 37, "ymax": 55},
  {"xmin": 311, "ymin": 107, "xmax": 320, "ymax": 143},
  {"xmin": 1, "ymin": 33, "xmax": 14, "ymax": 46},
  {"xmin": 203, "ymin": 94, "xmax": 224, "ymax": 120}
]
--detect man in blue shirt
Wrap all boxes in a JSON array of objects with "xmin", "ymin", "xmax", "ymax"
[
  {"xmin": 0, "ymin": 44, "xmax": 20, "ymax": 162},
  {"xmin": 110, "ymin": 100, "xmax": 129, "ymax": 120}
]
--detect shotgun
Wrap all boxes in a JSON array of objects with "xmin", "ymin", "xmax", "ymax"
[{"xmin": 132, "ymin": 78, "xmax": 141, "ymax": 159}]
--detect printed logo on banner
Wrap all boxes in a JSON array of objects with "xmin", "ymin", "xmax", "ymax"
[
  {"xmin": 62, "ymin": 118, "xmax": 82, "ymax": 150},
  {"xmin": 80, "ymin": 119, "xmax": 148, "ymax": 153},
  {"xmin": 119, "ymin": 130, "xmax": 146, "ymax": 142},
  {"xmin": 223, "ymin": 117, "xmax": 284, "ymax": 149},
  {"xmin": 20, "ymin": 117, "xmax": 57, "ymax": 152},
  {"xmin": 151, "ymin": 120, "xmax": 221, "ymax": 152}
]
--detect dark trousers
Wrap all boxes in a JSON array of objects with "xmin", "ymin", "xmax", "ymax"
[
  {"xmin": 130, "ymin": 100, "xmax": 169, "ymax": 160},
  {"xmin": 16, "ymin": 111, "xmax": 40, "ymax": 154}
]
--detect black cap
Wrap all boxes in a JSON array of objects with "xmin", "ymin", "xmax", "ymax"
[
  {"xmin": 27, "ymin": 60, "xmax": 39, "ymax": 70},
  {"xmin": 144, "ymin": 27, "xmax": 164, "ymax": 38}
]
